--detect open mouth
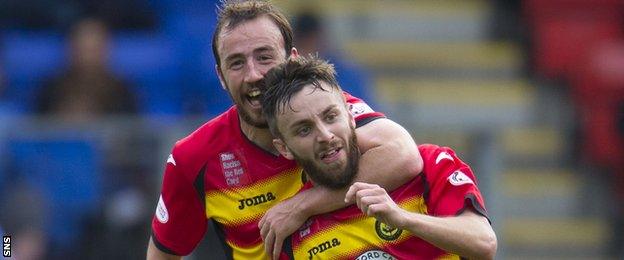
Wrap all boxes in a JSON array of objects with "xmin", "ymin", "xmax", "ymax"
[
  {"xmin": 246, "ymin": 89, "xmax": 262, "ymax": 108},
  {"xmin": 320, "ymin": 147, "xmax": 343, "ymax": 163}
]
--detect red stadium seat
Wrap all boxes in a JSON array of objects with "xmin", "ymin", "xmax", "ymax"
[
  {"xmin": 570, "ymin": 41, "xmax": 624, "ymax": 105},
  {"xmin": 523, "ymin": 0, "xmax": 624, "ymax": 80},
  {"xmin": 523, "ymin": 0, "xmax": 624, "ymax": 25},
  {"xmin": 573, "ymin": 41, "xmax": 624, "ymax": 169},
  {"xmin": 532, "ymin": 14, "xmax": 622, "ymax": 80}
]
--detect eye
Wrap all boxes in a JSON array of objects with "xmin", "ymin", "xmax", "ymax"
[
  {"xmin": 325, "ymin": 112, "xmax": 338, "ymax": 123},
  {"xmin": 228, "ymin": 59, "xmax": 244, "ymax": 70},
  {"xmin": 258, "ymin": 55, "xmax": 273, "ymax": 63},
  {"xmin": 296, "ymin": 126, "xmax": 311, "ymax": 137}
]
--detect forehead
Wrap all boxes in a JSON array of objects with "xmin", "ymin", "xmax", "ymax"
[
  {"xmin": 217, "ymin": 16, "xmax": 284, "ymax": 59},
  {"xmin": 278, "ymin": 83, "xmax": 344, "ymax": 122}
]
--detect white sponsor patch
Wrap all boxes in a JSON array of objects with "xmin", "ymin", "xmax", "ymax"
[
  {"xmin": 220, "ymin": 152, "xmax": 250, "ymax": 187},
  {"xmin": 167, "ymin": 154, "xmax": 176, "ymax": 166},
  {"xmin": 349, "ymin": 102, "xmax": 374, "ymax": 116},
  {"xmin": 355, "ymin": 250, "xmax": 396, "ymax": 260},
  {"xmin": 156, "ymin": 195, "xmax": 169, "ymax": 223},
  {"xmin": 448, "ymin": 170, "xmax": 474, "ymax": 186},
  {"xmin": 299, "ymin": 219, "xmax": 313, "ymax": 238},
  {"xmin": 435, "ymin": 151, "xmax": 453, "ymax": 164}
]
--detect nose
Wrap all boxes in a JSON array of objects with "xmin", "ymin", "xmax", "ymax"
[
  {"xmin": 316, "ymin": 123, "xmax": 335, "ymax": 143},
  {"xmin": 244, "ymin": 60, "xmax": 264, "ymax": 83}
]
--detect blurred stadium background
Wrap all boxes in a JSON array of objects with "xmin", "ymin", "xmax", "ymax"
[{"xmin": 0, "ymin": 0, "xmax": 623, "ymax": 259}]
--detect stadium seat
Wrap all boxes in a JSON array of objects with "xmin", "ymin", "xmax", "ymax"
[
  {"xmin": 162, "ymin": 12, "xmax": 231, "ymax": 116},
  {"xmin": 523, "ymin": 0, "xmax": 624, "ymax": 80},
  {"xmin": 530, "ymin": 14, "xmax": 622, "ymax": 80},
  {"xmin": 523, "ymin": 0, "xmax": 623, "ymax": 18},
  {"xmin": 109, "ymin": 32, "xmax": 183, "ymax": 116},
  {"xmin": 1, "ymin": 31, "xmax": 65, "ymax": 112},
  {"xmin": 7, "ymin": 134, "xmax": 102, "ymax": 250},
  {"xmin": 572, "ymin": 41, "xmax": 624, "ymax": 169}
]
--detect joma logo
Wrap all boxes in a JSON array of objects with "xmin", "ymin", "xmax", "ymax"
[
  {"xmin": 307, "ymin": 238, "xmax": 341, "ymax": 259},
  {"xmin": 238, "ymin": 192, "xmax": 276, "ymax": 210}
]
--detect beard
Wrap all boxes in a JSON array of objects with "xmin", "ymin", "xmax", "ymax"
[
  {"xmin": 238, "ymin": 106, "xmax": 268, "ymax": 128},
  {"xmin": 224, "ymin": 80, "xmax": 269, "ymax": 128},
  {"xmin": 293, "ymin": 128, "xmax": 360, "ymax": 190}
]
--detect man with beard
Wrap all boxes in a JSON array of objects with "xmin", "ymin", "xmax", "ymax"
[
  {"xmin": 147, "ymin": 1, "xmax": 423, "ymax": 259},
  {"xmin": 262, "ymin": 56, "xmax": 497, "ymax": 260}
]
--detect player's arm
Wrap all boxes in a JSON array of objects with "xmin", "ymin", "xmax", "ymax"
[
  {"xmin": 147, "ymin": 238, "xmax": 182, "ymax": 260},
  {"xmin": 346, "ymin": 182, "xmax": 497, "ymax": 260},
  {"xmin": 148, "ymin": 150, "xmax": 208, "ymax": 258},
  {"xmin": 260, "ymin": 118, "xmax": 423, "ymax": 259}
]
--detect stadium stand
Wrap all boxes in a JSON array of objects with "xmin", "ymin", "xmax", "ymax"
[
  {"xmin": 109, "ymin": 32, "xmax": 183, "ymax": 116},
  {"xmin": 1, "ymin": 31, "xmax": 65, "ymax": 113},
  {"xmin": 6, "ymin": 132, "xmax": 102, "ymax": 256}
]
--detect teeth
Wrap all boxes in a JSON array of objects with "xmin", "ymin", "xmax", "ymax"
[
  {"xmin": 321, "ymin": 149, "xmax": 338, "ymax": 159},
  {"xmin": 248, "ymin": 90, "xmax": 261, "ymax": 98}
]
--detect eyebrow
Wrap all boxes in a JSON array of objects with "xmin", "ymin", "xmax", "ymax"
[
  {"xmin": 224, "ymin": 53, "xmax": 245, "ymax": 65},
  {"xmin": 224, "ymin": 45, "xmax": 277, "ymax": 64},
  {"xmin": 254, "ymin": 46, "xmax": 275, "ymax": 54},
  {"xmin": 286, "ymin": 104, "xmax": 338, "ymax": 131}
]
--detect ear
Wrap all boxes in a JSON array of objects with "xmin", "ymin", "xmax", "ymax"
[
  {"xmin": 273, "ymin": 138, "xmax": 294, "ymax": 160},
  {"xmin": 348, "ymin": 110, "xmax": 356, "ymax": 129},
  {"xmin": 347, "ymin": 105, "xmax": 356, "ymax": 129},
  {"xmin": 341, "ymin": 96, "xmax": 356, "ymax": 129},
  {"xmin": 290, "ymin": 47, "xmax": 299, "ymax": 59},
  {"xmin": 216, "ymin": 65, "xmax": 227, "ymax": 91}
]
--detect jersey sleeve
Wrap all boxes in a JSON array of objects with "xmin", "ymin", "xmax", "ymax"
[
  {"xmin": 421, "ymin": 145, "xmax": 489, "ymax": 221},
  {"xmin": 342, "ymin": 91, "xmax": 385, "ymax": 127},
  {"xmin": 151, "ymin": 150, "xmax": 207, "ymax": 255}
]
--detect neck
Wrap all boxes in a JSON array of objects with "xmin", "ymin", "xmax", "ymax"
[{"xmin": 239, "ymin": 116, "xmax": 278, "ymax": 155}]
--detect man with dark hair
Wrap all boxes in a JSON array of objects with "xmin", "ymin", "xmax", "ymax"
[
  {"xmin": 147, "ymin": 1, "xmax": 423, "ymax": 259},
  {"xmin": 36, "ymin": 17, "xmax": 137, "ymax": 120},
  {"xmin": 262, "ymin": 56, "xmax": 497, "ymax": 260}
]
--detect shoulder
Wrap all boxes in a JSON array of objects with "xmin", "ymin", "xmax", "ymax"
[
  {"xmin": 418, "ymin": 144, "xmax": 465, "ymax": 179},
  {"xmin": 341, "ymin": 91, "xmax": 385, "ymax": 126},
  {"xmin": 171, "ymin": 107, "xmax": 237, "ymax": 168},
  {"xmin": 418, "ymin": 144, "xmax": 459, "ymax": 164}
]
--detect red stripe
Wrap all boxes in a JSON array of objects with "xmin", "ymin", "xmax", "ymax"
[{"xmin": 221, "ymin": 219, "xmax": 263, "ymax": 247}]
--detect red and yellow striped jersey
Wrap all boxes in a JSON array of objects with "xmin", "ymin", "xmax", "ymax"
[
  {"xmin": 283, "ymin": 144, "xmax": 489, "ymax": 260},
  {"xmin": 151, "ymin": 94, "xmax": 384, "ymax": 258}
]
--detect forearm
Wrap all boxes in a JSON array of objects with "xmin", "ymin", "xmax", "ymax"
[
  {"xmin": 355, "ymin": 118, "xmax": 422, "ymax": 191},
  {"xmin": 356, "ymin": 139, "xmax": 420, "ymax": 191},
  {"xmin": 400, "ymin": 210, "xmax": 497, "ymax": 260},
  {"xmin": 291, "ymin": 186, "xmax": 346, "ymax": 216}
]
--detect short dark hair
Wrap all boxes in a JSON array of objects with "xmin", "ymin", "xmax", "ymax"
[
  {"xmin": 262, "ymin": 56, "xmax": 340, "ymax": 138},
  {"xmin": 212, "ymin": 0, "xmax": 293, "ymax": 68}
]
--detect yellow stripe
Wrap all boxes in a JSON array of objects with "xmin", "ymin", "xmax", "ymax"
[
  {"xmin": 438, "ymin": 254, "xmax": 461, "ymax": 260},
  {"xmin": 229, "ymin": 241, "xmax": 268, "ymax": 260},
  {"xmin": 205, "ymin": 167, "xmax": 304, "ymax": 226},
  {"xmin": 294, "ymin": 196, "xmax": 428, "ymax": 259}
]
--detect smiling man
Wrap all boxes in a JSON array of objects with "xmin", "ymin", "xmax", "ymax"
[
  {"xmin": 147, "ymin": 1, "xmax": 423, "ymax": 259},
  {"xmin": 262, "ymin": 56, "xmax": 497, "ymax": 260}
]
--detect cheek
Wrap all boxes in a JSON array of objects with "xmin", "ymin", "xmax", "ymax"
[
  {"xmin": 258, "ymin": 63, "xmax": 277, "ymax": 75},
  {"xmin": 295, "ymin": 139, "xmax": 315, "ymax": 158},
  {"xmin": 223, "ymin": 75, "xmax": 241, "ymax": 92}
]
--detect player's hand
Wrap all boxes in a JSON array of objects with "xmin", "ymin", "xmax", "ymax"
[
  {"xmin": 345, "ymin": 182, "xmax": 407, "ymax": 229},
  {"xmin": 259, "ymin": 198, "xmax": 307, "ymax": 260}
]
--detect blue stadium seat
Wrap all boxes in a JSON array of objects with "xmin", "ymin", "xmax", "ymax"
[
  {"xmin": 327, "ymin": 53, "xmax": 378, "ymax": 109},
  {"xmin": 7, "ymin": 134, "xmax": 102, "ymax": 250},
  {"xmin": 109, "ymin": 33, "xmax": 183, "ymax": 116},
  {"xmin": 1, "ymin": 31, "xmax": 65, "ymax": 112},
  {"xmin": 163, "ymin": 12, "xmax": 231, "ymax": 116}
]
